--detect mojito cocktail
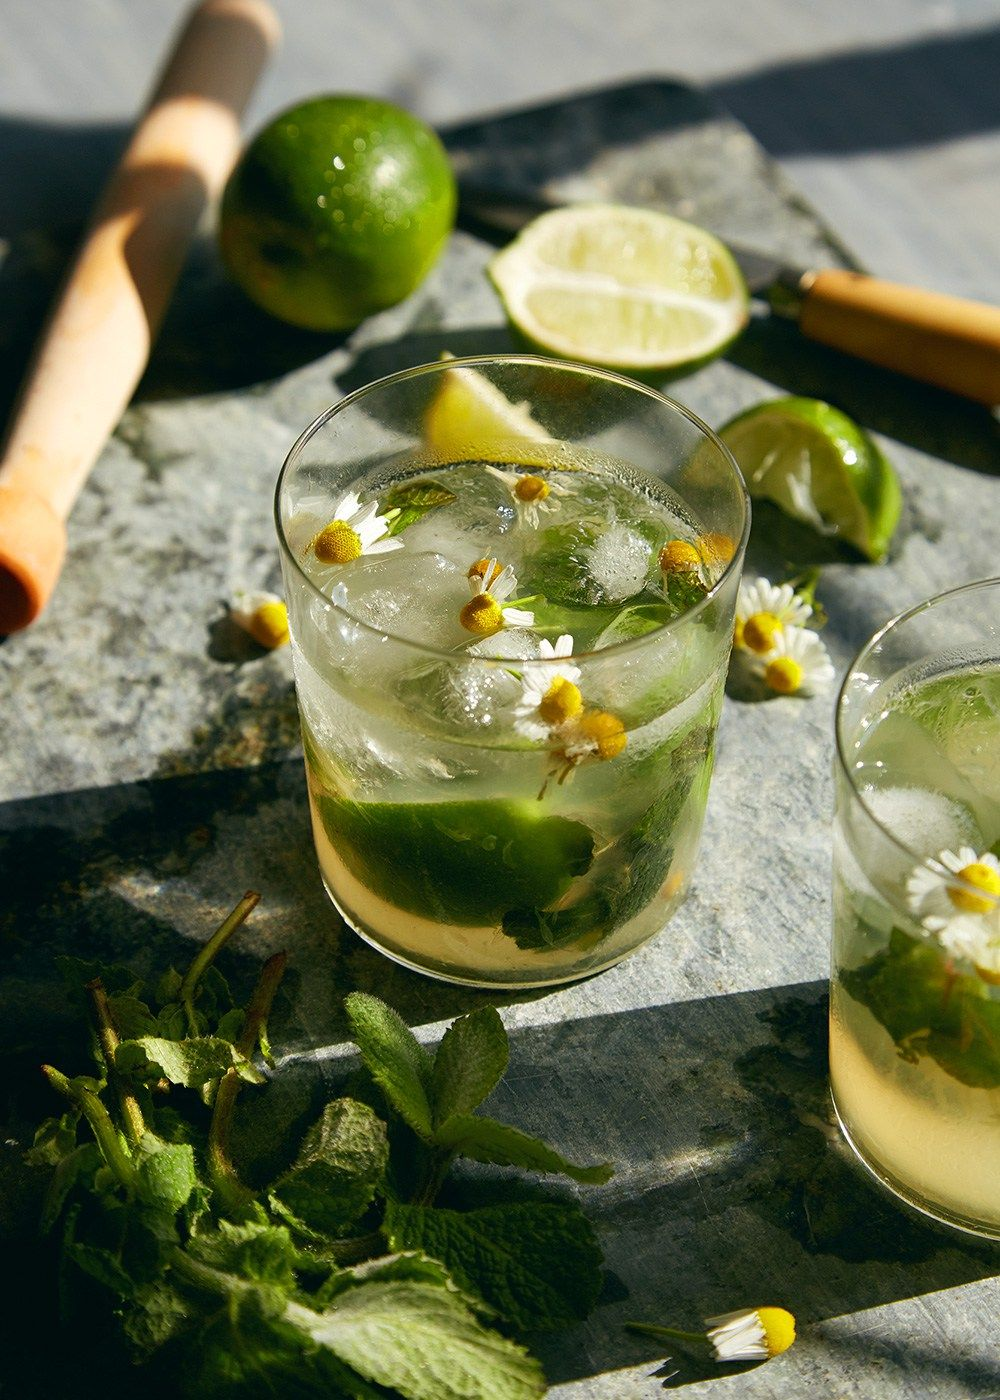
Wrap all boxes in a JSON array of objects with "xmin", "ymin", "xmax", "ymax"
[
  {"xmin": 277, "ymin": 357, "xmax": 747, "ymax": 986},
  {"xmin": 831, "ymin": 579, "xmax": 1000, "ymax": 1235}
]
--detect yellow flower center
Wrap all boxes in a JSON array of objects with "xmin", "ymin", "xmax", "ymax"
[
  {"xmin": 468, "ymin": 557, "xmax": 502, "ymax": 587},
  {"xmin": 538, "ymin": 677, "xmax": 583, "ymax": 726},
  {"xmin": 248, "ymin": 601, "xmax": 289, "ymax": 649},
  {"xmin": 577, "ymin": 709, "xmax": 627, "ymax": 761},
  {"xmin": 949, "ymin": 862, "xmax": 1000, "ymax": 914},
  {"xmin": 314, "ymin": 519, "xmax": 362, "ymax": 564},
  {"xmin": 659, "ymin": 540, "xmax": 701, "ymax": 574},
  {"xmin": 514, "ymin": 474, "xmax": 550, "ymax": 503},
  {"xmin": 764, "ymin": 657, "xmax": 804, "ymax": 694},
  {"xmin": 460, "ymin": 594, "xmax": 504, "ymax": 634},
  {"xmin": 733, "ymin": 617, "xmax": 745, "ymax": 649},
  {"xmin": 696, "ymin": 531, "xmax": 736, "ymax": 566},
  {"xmin": 757, "ymin": 1308, "xmax": 796, "ymax": 1358},
  {"xmin": 743, "ymin": 611, "xmax": 782, "ymax": 654}
]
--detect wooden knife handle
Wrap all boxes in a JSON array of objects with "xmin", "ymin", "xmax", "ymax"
[
  {"xmin": 0, "ymin": 0, "xmax": 280, "ymax": 634},
  {"xmin": 797, "ymin": 268, "xmax": 1000, "ymax": 407}
]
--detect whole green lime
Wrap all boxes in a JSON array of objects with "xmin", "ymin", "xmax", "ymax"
[{"xmin": 219, "ymin": 95, "xmax": 456, "ymax": 331}]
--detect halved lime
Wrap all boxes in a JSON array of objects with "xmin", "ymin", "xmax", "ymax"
[
  {"xmin": 487, "ymin": 204, "xmax": 749, "ymax": 373},
  {"xmin": 423, "ymin": 358, "xmax": 552, "ymax": 462},
  {"xmin": 718, "ymin": 396, "xmax": 902, "ymax": 561}
]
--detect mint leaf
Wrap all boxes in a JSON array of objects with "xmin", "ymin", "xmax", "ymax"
[
  {"xmin": 65, "ymin": 1239, "xmax": 135, "ymax": 1297},
  {"xmin": 383, "ymin": 1200, "xmax": 603, "ymax": 1332},
  {"xmin": 185, "ymin": 1220, "xmax": 300, "ymax": 1291},
  {"xmin": 434, "ymin": 1115, "xmax": 613, "ymax": 1185},
  {"xmin": 123, "ymin": 1281, "xmax": 193, "ymax": 1357},
  {"xmin": 105, "ymin": 994, "xmax": 159, "ymax": 1039},
  {"xmin": 116, "ymin": 1035, "xmax": 265, "ymax": 1088},
  {"xmin": 136, "ymin": 1138, "xmax": 197, "ymax": 1215},
  {"xmin": 383, "ymin": 479, "xmax": 457, "ymax": 536},
  {"xmin": 432, "ymin": 1007, "xmax": 509, "ymax": 1128},
  {"xmin": 269, "ymin": 1098, "xmax": 388, "ymax": 1238},
  {"xmin": 315, "ymin": 796, "xmax": 595, "ymax": 926},
  {"xmin": 842, "ymin": 928, "xmax": 1000, "ymax": 1088},
  {"xmin": 344, "ymin": 993, "xmax": 434, "ymax": 1139},
  {"xmin": 293, "ymin": 1276, "xmax": 546, "ymax": 1399}
]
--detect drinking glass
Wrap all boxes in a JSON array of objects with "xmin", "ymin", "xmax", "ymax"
[
  {"xmin": 276, "ymin": 356, "xmax": 748, "ymax": 987},
  {"xmin": 831, "ymin": 578, "xmax": 1000, "ymax": 1235}
]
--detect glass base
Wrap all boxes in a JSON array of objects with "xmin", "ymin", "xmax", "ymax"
[
  {"xmin": 321, "ymin": 876, "xmax": 650, "ymax": 989},
  {"xmin": 831, "ymin": 1090, "xmax": 1000, "ymax": 1242}
]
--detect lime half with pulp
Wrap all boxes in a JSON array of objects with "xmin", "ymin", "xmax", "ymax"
[
  {"xmin": 719, "ymin": 396, "xmax": 902, "ymax": 561},
  {"xmin": 487, "ymin": 204, "xmax": 749, "ymax": 373}
]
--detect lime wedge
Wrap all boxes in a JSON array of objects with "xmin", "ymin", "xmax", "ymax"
[
  {"xmin": 718, "ymin": 396, "xmax": 902, "ymax": 561},
  {"xmin": 487, "ymin": 204, "xmax": 749, "ymax": 373},
  {"xmin": 314, "ymin": 794, "xmax": 595, "ymax": 925},
  {"xmin": 423, "ymin": 358, "xmax": 551, "ymax": 462}
]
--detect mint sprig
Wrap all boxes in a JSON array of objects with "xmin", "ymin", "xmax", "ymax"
[{"xmin": 25, "ymin": 896, "xmax": 613, "ymax": 1398}]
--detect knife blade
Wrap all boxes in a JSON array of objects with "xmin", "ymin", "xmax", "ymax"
[{"xmin": 456, "ymin": 183, "xmax": 1000, "ymax": 407}]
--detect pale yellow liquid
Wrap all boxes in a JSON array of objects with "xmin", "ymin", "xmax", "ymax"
[{"xmin": 830, "ymin": 983, "xmax": 1000, "ymax": 1233}]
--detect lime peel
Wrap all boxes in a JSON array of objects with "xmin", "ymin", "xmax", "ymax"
[{"xmin": 719, "ymin": 396, "xmax": 902, "ymax": 561}]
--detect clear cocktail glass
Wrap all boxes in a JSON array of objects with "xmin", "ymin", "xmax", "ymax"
[
  {"xmin": 831, "ymin": 578, "xmax": 1000, "ymax": 1235},
  {"xmin": 276, "ymin": 356, "xmax": 748, "ymax": 987}
]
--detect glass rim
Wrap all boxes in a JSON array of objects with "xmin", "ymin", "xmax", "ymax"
[
  {"xmin": 834, "ymin": 574, "xmax": 1000, "ymax": 883},
  {"xmin": 273, "ymin": 353, "xmax": 750, "ymax": 667}
]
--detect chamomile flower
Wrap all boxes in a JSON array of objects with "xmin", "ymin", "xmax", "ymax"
[
  {"xmin": 546, "ymin": 707, "xmax": 627, "ymax": 787},
  {"xmin": 459, "ymin": 559, "xmax": 534, "ymax": 635},
  {"xmin": 907, "ymin": 847, "xmax": 1000, "ymax": 979},
  {"xmin": 659, "ymin": 539, "xmax": 703, "ymax": 576},
  {"xmin": 229, "ymin": 590, "xmax": 289, "ymax": 649},
  {"xmin": 311, "ymin": 491, "xmax": 402, "ymax": 565},
  {"xmin": 626, "ymin": 1306, "xmax": 796, "ymax": 1366},
  {"xmin": 755, "ymin": 625, "xmax": 834, "ymax": 697},
  {"xmin": 705, "ymin": 1308, "xmax": 797, "ymax": 1362},
  {"xmin": 735, "ymin": 577, "xmax": 813, "ymax": 655},
  {"xmin": 513, "ymin": 635, "xmax": 582, "ymax": 741},
  {"xmin": 485, "ymin": 465, "xmax": 570, "ymax": 527}
]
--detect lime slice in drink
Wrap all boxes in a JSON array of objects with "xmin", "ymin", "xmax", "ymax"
[
  {"xmin": 718, "ymin": 396, "xmax": 902, "ymax": 561},
  {"xmin": 487, "ymin": 204, "xmax": 749, "ymax": 373},
  {"xmin": 423, "ymin": 358, "xmax": 551, "ymax": 462}
]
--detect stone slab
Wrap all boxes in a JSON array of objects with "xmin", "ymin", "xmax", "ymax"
[{"xmin": 1, "ymin": 79, "xmax": 998, "ymax": 1398}]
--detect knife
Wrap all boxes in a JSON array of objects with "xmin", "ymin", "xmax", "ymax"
[{"xmin": 456, "ymin": 184, "xmax": 1000, "ymax": 407}]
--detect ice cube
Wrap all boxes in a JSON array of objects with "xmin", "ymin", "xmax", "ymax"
[
  {"xmin": 466, "ymin": 630, "xmax": 541, "ymax": 661},
  {"xmin": 327, "ymin": 550, "xmax": 468, "ymax": 649},
  {"xmin": 861, "ymin": 785, "xmax": 979, "ymax": 858},
  {"xmin": 398, "ymin": 463, "xmax": 517, "ymax": 568},
  {"xmin": 395, "ymin": 655, "xmax": 522, "ymax": 733},
  {"xmin": 582, "ymin": 522, "xmax": 654, "ymax": 602}
]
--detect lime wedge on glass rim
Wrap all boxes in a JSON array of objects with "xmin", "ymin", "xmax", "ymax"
[
  {"xmin": 423, "ymin": 356, "xmax": 551, "ymax": 461},
  {"xmin": 718, "ymin": 396, "xmax": 902, "ymax": 561},
  {"xmin": 487, "ymin": 204, "xmax": 749, "ymax": 373}
]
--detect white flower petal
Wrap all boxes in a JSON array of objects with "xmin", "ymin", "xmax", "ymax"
[{"xmin": 502, "ymin": 607, "xmax": 535, "ymax": 629}]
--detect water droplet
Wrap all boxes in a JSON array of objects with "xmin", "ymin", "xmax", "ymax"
[
  {"xmin": 317, "ymin": 195, "xmax": 327, "ymax": 208},
  {"xmin": 353, "ymin": 137, "xmax": 366, "ymax": 152},
  {"xmin": 332, "ymin": 155, "xmax": 346, "ymax": 171}
]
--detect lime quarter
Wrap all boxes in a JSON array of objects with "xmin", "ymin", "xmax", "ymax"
[
  {"xmin": 487, "ymin": 204, "xmax": 749, "ymax": 373},
  {"xmin": 718, "ymin": 396, "xmax": 902, "ymax": 561}
]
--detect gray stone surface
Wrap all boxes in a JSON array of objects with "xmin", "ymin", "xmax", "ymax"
[{"xmin": 2, "ymin": 71, "xmax": 1000, "ymax": 1400}]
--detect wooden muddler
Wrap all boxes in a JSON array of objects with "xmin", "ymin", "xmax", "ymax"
[{"xmin": 0, "ymin": 0, "xmax": 281, "ymax": 634}]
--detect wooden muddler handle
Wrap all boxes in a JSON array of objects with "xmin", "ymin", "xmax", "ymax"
[
  {"xmin": 0, "ymin": 0, "xmax": 280, "ymax": 633},
  {"xmin": 794, "ymin": 269, "xmax": 1000, "ymax": 407}
]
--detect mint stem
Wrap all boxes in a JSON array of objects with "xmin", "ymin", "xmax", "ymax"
[
  {"xmin": 86, "ymin": 978, "xmax": 146, "ymax": 1148},
  {"xmin": 41, "ymin": 1064, "xmax": 137, "ymax": 1191},
  {"xmin": 413, "ymin": 1148, "xmax": 456, "ymax": 1207},
  {"xmin": 626, "ymin": 1321, "xmax": 707, "ymax": 1347},
  {"xmin": 180, "ymin": 891, "xmax": 260, "ymax": 1037},
  {"xmin": 207, "ymin": 951, "xmax": 287, "ymax": 1216}
]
